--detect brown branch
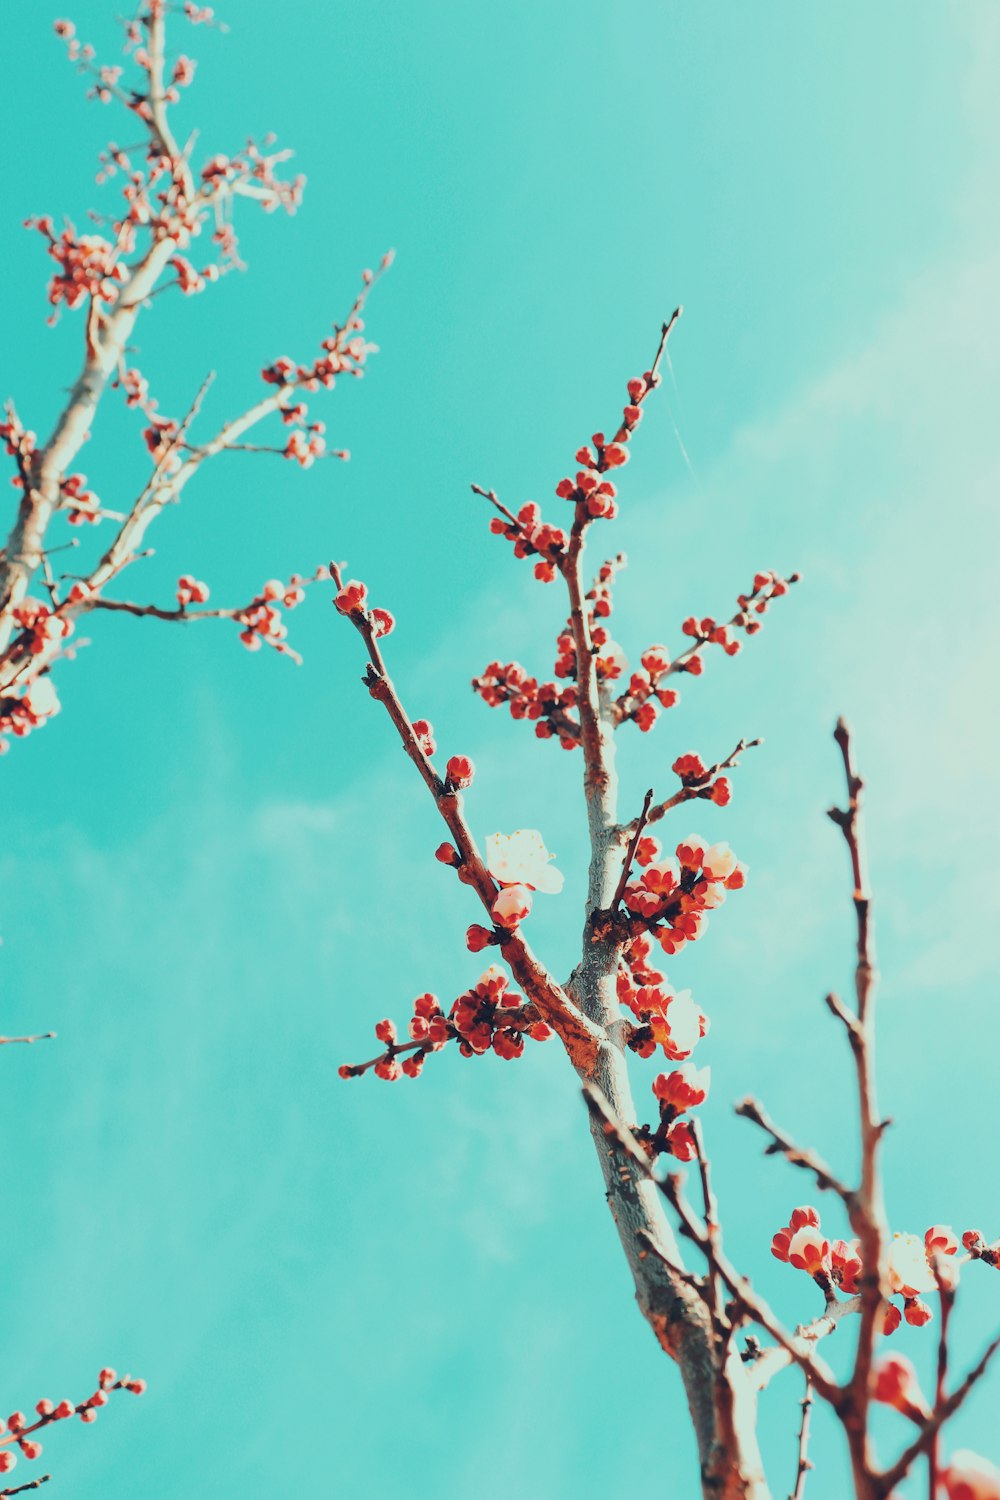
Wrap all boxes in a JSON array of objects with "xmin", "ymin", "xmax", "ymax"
[
  {"xmin": 330, "ymin": 562, "xmax": 603, "ymax": 1071},
  {"xmin": 0, "ymin": 1032, "xmax": 56, "ymax": 1046},
  {"xmin": 1, "ymin": 1477, "xmax": 52, "ymax": 1497},
  {"xmin": 734, "ymin": 1096, "xmax": 853, "ymax": 1202}
]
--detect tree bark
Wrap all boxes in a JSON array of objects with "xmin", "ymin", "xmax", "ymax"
[{"xmin": 569, "ymin": 687, "xmax": 770, "ymax": 1498}]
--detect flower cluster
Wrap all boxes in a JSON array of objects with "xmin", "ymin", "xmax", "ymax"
[
  {"xmin": 471, "ymin": 660, "xmax": 580, "ymax": 748},
  {"xmin": 644, "ymin": 1063, "xmax": 710, "ymax": 1161},
  {"xmin": 176, "ymin": 574, "xmax": 210, "ymax": 608},
  {"xmin": 236, "ymin": 575, "xmax": 310, "ymax": 656},
  {"xmin": 24, "ymin": 215, "xmax": 127, "ymax": 312},
  {"xmin": 487, "ymin": 500, "xmax": 568, "ymax": 583},
  {"xmin": 60, "ymin": 471, "xmax": 103, "ymax": 525},
  {"xmin": 613, "ymin": 570, "xmax": 800, "ymax": 731},
  {"xmin": 332, "ymin": 577, "xmax": 395, "ymax": 641},
  {"xmin": 338, "ymin": 965, "xmax": 553, "ymax": 1081},
  {"xmin": 5, "ymin": 598, "xmax": 74, "ymax": 666},
  {"xmin": 670, "ymin": 751, "xmax": 732, "ymax": 805},
  {"xmin": 554, "ymin": 621, "xmax": 627, "ymax": 688},
  {"xmin": 770, "ymin": 1211, "xmax": 973, "ymax": 1332},
  {"xmin": 0, "ymin": 1367, "xmax": 144, "ymax": 1480},
  {"xmin": 620, "ymin": 834, "xmax": 745, "ymax": 958},
  {"xmin": 0, "ymin": 676, "xmax": 61, "ymax": 753}
]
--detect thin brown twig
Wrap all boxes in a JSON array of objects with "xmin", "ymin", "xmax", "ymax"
[
  {"xmin": 0, "ymin": 1031, "xmax": 56, "ymax": 1046},
  {"xmin": 609, "ymin": 788, "xmax": 653, "ymax": 914},
  {"xmin": 625, "ymin": 737, "xmax": 761, "ymax": 834},
  {"xmin": 690, "ymin": 1116, "xmax": 724, "ymax": 1328},
  {"xmin": 734, "ymin": 1096, "xmax": 853, "ymax": 1202},
  {"xmin": 790, "ymin": 1378, "xmax": 814, "ymax": 1500},
  {"xmin": 825, "ymin": 720, "xmax": 888, "ymax": 1456},
  {"xmin": 0, "ymin": 1476, "xmax": 52, "ymax": 1496}
]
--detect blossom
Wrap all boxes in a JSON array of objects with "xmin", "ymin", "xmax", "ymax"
[
  {"xmin": 652, "ymin": 1063, "xmax": 710, "ymax": 1113},
  {"xmin": 887, "ymin": 1232, "xmax": 935, "ymax": 1298},
  {"xmin": 787, "ymin": 1224, "xmax": 830, "ymax": 1276},
  {"xmin": 22, "ymin": 677, "xmax": 60, "ymax": 721},
  {"xmin": 941, "ymin": 1451, "xmax": 1000, "ymax": 1500},
  {"xmin": 702, "ymin": 842, "xmax": 738, "ymax": 881},
  {"xmin": 486, "ymin": 830, "xmax": 564, "ymax": 894}
]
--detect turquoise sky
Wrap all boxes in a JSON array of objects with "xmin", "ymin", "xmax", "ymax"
[{"xmin": 2, "ymin": 2, "xmax": 998, "ymax": 1496}]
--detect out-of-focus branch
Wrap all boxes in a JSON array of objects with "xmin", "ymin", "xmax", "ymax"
[{"xmin": 875, "ymin": 1328, "xmax": 1000, "ymax": 1497}]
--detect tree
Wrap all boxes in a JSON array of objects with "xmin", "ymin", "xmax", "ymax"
[
  {"xmin": 4, "ymin": 6, "xmax": 997, "ymax": 1500},
  {"xmin": 0, "ymin": 1, "xmax": 383, "ymax": 1489}
]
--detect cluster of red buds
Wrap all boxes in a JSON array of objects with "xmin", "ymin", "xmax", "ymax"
[
  {"xmin": 487, "ymin": 499, "xmax": 569, "ymax": 583},
  {"xmin": 0, "ymin": 676, "xmax": 62, "ymax": 753},
  {"xmin": 668, "ymin": 752, "xmax": 732, "ymax": 805},
  {"xmin": 552, "ymin": 363, "xmax": 661, "ymax": 521},
  {"xmin": 23, "ymin": 216, "xmax": 127, "ymax": 312},
  {"xmin": 0, "ymin": 413, "xmax": 37, "ymax": 473},
  {"xmin": 0, "ymin": 1368, "xmax": 144, "ymax": 1480},
  {"xmin": 554, "ymin": 621, "xmax": 627, "ymax": 688},
  {"xmin": 283, "ymin": 428, "xmax": 327, "ymax": 467},
  {"xmin": 60, "ymin": 471, "xmax": 103, "ymax": 525},
  {"xmin": 6, "ymin": 599, "xmax": 74, "ymax": 664},
  {"xmin": 640, "ymin": 1063, "xmax": 711, "ymax": 1162},
  {"xmin": 471, "ymin": 661, "xmax": 580, "ymax": 748},
  {"xmin": 585, "ymin": 554, "xmax": 625, "ymax": 620},
  {"xmin": 618, "ymin": 834, "xmax": 745, "ymax": 959},
  {"xmin": 338, "ymin": 966, "xmax": 553, "ymax": 1081},
  {"xmin": 332, "ymin": 577, "xmax": 396, "ymax": 640},
  {"xmin": 176, "ymin": 574, "xmax": 210, "ymax": 608},
  {"xmin": 236, "ymin": 575, "xmax": 310, "ymax": 656}
]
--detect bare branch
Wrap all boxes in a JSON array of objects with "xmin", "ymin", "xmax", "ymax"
[{"xmin": 735, "ymin": 1096, "xmax": 853, "ymax": 1202}]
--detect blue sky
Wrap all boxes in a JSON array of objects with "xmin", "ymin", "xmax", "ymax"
[{"xmin": 1, "ymin": 1, "xmax": 998, "ymax": 1496}]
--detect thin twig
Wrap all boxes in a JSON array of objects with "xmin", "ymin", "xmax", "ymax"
[
  {"xmin": 789, "ymin": 1378, "xmax": 814, "ymax": 1500},
  {"xmin": 609, "ymin": 788, "xmax": 654, "ymax": 913},
  {"xmin": 734, "ymin": 1096, "xmax": 853, "ymax": 1202},
  {"xmin": 626, "ymin": 738, "xmax": 761, "ymax": 834}
]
